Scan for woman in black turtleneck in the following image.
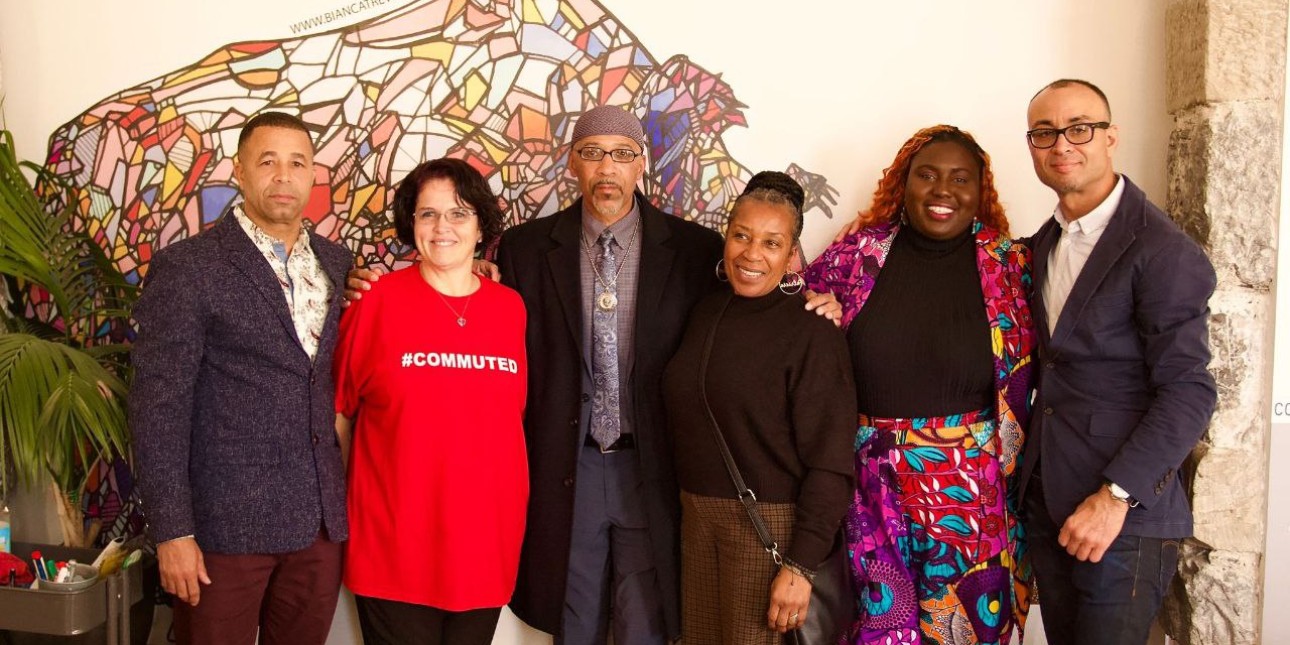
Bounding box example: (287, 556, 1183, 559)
(663, 172, 857, 644)
(804, 126, 1036, 645)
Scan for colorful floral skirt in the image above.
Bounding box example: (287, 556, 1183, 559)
(845, 408, 1030, 645)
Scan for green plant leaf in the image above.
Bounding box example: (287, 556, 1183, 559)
(0, 128, 136, 508)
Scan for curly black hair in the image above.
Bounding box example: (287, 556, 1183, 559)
(391, 158, 505, 253)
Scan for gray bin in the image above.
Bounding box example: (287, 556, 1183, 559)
(0, 543, 152, 645)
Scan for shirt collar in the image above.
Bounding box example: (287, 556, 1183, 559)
(233, 204, 313, 254)
(1053, 174, 1125, 236)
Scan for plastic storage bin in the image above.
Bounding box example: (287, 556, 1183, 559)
(0, 542, 154, 645)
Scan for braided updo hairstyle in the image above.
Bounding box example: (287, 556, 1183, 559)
(731, 170, 806, 242)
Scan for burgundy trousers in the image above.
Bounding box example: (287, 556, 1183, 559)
(173, 532, 343, 645)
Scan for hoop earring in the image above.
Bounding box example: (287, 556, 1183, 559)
(715, 260, 728, 282)
(779, 270, 804, 295)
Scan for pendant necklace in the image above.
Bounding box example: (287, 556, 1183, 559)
(582, 219, 641, 312)
(434, 285, 474, 327)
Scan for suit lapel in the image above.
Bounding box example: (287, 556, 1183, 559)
(215, 214, 306, 358)
(546, 207, 585, 368)
(635, 203, 674, 334)
(1048, 184, 1144, 349)
(311, 231, 350, 356)
(633, 203, 675, 375)
(1030, 218, 1059, 348)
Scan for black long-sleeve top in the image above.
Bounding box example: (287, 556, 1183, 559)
(847, 226, 993, 418)
(663, 288, 857, 569)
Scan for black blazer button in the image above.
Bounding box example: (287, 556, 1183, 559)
(312, 434, 320, 445)
(563, 477, 574, 487)
(1044, 407, 1054, 415)
(569, 418, 578, 427)
(581, 393, 591, 403)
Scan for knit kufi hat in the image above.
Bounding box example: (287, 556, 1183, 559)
(571, 105, 646, 151)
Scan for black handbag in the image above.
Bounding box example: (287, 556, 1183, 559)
(696, 294, 855, 645)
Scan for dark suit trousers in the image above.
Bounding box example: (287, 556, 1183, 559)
(559, 444, 667, 645)
(1025, 473, 1180, 645)
(173, 531, 342, 645)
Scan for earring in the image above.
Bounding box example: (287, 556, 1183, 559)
(715, 260, 728, 282)
(779, 271, 804, 295)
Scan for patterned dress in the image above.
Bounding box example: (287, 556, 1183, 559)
(804, 220, 1035, 645)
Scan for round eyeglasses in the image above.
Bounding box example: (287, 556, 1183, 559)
(576, 146, 644, 163)
(1026, 122, 1111, 149)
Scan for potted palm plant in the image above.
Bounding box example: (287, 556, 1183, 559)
(0, 127, 136, 547)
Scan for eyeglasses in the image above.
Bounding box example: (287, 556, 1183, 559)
(1026, 122, 1111, 149)
(576, 146, 644, 163)
(415, 207, 476, 225)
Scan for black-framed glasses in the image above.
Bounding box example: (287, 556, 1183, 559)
(1026, 122, 1111, 149)
(415, 207, 476, 225)
(576, 146, 643, 163)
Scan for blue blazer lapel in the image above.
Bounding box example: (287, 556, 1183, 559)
(1048, 181, 1146, 350)
(546, 207, 586, 372)
(213, 214, 306, 357)
(1030, 218, 1059, 347)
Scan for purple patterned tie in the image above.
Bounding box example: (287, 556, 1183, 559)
(590, 231, 621, 450)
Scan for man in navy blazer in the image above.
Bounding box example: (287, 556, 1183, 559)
(1018, 79, 1217, 644)
(130, 113, 352, 645)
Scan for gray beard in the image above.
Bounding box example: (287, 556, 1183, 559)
(592, 194, 628, 220)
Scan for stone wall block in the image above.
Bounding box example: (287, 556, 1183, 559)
(1167, 0, 1210, 111)
(1167, 0, 1288, 111)
(1163, 544, 1262, 644)
(1168, 101, 1280, 290)
(1189, 447, 1268, 552)
(1205, 289, 1273, 450)
(1207, 0, 1287, 102)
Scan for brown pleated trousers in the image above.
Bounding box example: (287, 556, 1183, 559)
(680, 491, 796, 645)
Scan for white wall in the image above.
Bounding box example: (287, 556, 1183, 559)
(1263, 13, 1290, 643)
(0, 2, 1171, 643)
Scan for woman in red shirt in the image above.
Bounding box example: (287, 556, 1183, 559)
(334, 158, 528, 645)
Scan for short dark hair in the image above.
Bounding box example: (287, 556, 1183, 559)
(392, 158, 505, 253)
(1032, 78, 1113, 120)
(237, 112, 312, 152)
(731, 171, 806, 243)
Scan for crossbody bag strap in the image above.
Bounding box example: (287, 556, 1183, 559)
(696, 293, 783, 565)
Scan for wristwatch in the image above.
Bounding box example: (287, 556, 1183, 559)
(1105, 481, 1138, 507)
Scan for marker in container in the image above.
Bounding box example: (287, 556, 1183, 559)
(31, 551, 46, 580)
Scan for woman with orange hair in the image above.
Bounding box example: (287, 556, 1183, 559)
(804, 125, 1034, 645)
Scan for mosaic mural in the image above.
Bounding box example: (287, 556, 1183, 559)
(43, 0, 837, 284)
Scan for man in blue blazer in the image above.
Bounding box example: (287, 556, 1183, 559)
(130, 112, 352, 645)
(1018, 79, 1217, 645)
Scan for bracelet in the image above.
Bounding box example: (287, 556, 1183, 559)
(781, 557, 817, 583)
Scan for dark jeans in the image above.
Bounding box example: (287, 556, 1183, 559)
(1025, 474, 1180, 645)
(354, 595, 502, 645)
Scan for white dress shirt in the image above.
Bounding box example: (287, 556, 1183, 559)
(1042, 175, 1126, 335)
